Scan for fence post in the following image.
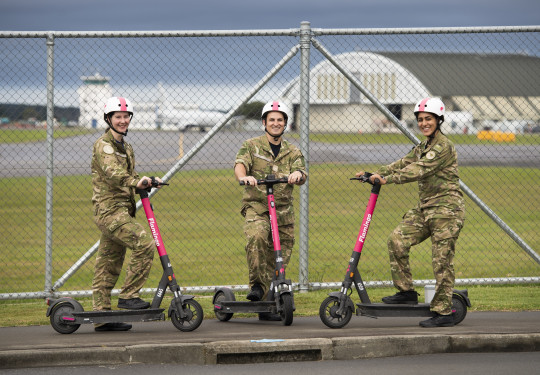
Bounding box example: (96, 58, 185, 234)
(44, 33, 55, 297)
(51, 40, 303, 293)
(298, 21, 311, 293)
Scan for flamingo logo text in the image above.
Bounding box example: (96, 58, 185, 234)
(358, 214, 371, 243)
(148, 218, 161, 247)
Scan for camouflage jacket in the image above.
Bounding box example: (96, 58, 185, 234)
(235, 135, 307, 218)
(375, 131, 464, 219)
(91, 130, 140, 222)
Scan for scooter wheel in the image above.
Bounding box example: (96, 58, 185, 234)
(50, 302, 80, 334)
(170, 299, 203, 332)
(280, 293, 294, 326)
(452, 294, 468, 325)
(214, 290, 234, 322)
(319, 296, 352, 329)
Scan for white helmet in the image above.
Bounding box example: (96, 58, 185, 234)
(104, 97, 134, 116)
(261, 100, 291, 123)
(414, 97, 445, 118)
(103, 97, 133, 136)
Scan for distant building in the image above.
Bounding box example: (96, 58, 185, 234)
(77, 73, 112, 129)
(281, 52, 540, 134)
(77, 76, 226, 131)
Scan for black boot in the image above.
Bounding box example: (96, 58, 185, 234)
(246, 284, 264, 301)
(381, 290, 419, 304)
(118, 297, 150, 310)
(258, 312, 282, 321)
(419, 313, 454, 327)
(94, 322, 132, 332)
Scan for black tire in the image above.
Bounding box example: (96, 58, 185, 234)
(319, 296, 353, 329)
(452, 294, 467, 325)
(280, 293, 294, 326)
(49, 303, 80, 334)
(170, 299, 203, 332)
(214, 290, 234, 322)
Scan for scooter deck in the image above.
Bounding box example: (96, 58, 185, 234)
(70, 308, 165, 324)
(215, 301, 276, 314)
(356, 303, 435, 318)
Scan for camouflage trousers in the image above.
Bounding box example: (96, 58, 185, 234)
(387, 206, 465, 315)
(92, 213, 155, 311)
(243, 207, 294, 298)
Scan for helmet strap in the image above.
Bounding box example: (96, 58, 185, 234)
(264, 124, 287, 142)
(263, 116, 288, 141)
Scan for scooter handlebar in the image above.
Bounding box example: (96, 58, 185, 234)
(350, 172, 380, 185)
(140, 177, 169, 191)
(239, 175, 290, 186)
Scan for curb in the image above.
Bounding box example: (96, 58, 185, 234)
(1, 333, 539, 369)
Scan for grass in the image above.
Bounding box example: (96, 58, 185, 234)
(2, 165, 539, 297)
(286, 132, 540, 145)
(2, 128, 540, 145)
(0, 127, 92, 143)
(0, 284, 538, 327)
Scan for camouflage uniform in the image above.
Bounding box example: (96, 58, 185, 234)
(235, 135, 307, 296)
(91, 129, 155, 311)
(376, 131, 465, 315)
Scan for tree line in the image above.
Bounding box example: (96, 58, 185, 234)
(0, 104, 79, 123)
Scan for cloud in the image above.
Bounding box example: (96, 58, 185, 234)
(1, 0, 539, 31)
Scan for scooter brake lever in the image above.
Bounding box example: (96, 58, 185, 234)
(350, 172, 375, 184)
(350, 176, 369, 183)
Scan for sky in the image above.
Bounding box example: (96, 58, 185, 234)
(1, 0, 538, 109)
(0, 0, 539, 31)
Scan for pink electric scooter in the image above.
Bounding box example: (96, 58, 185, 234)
(319, 173, 470, 329)
(213, 174, 295, 326)
(47, 178, 203, 334)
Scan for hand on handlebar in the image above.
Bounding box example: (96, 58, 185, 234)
(239, 176, 258, 186)
(369, 174, 386, 185)
(355, 171, 366, 179)
(137, 176, 168, 189)
(288, 170, 305, 185)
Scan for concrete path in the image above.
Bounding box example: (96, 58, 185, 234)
(1, 311, 539, 368)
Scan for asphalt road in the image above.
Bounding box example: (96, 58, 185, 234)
(1, 130, 539, 178)
(4, 352, 540, 375)
(2, 312, 539, 351)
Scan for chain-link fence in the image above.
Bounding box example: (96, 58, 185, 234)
(1, 24, 539, 300)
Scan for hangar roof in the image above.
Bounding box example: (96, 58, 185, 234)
(378, 52, 540, 97)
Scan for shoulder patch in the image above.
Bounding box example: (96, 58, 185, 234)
(103, 145, 114, 155)
(426, 151, 436, 160)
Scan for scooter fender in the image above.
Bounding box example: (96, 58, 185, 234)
(46, 297, 84, 317)
(275, 290, 296, 312)
(168, 295, 195, 319)
(212, 287, 235, 305)
(452, 289, 472, 307)
(328, 291, 355, 312)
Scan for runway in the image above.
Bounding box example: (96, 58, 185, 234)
(1, 130, 539, 178)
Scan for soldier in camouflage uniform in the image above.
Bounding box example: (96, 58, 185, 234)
(356, 98, 465, 328)
(91, 97, 162, 332)
(234, 101, 307, 321)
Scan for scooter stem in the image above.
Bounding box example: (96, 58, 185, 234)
(140, 196, 168, 258)
(353, 187, 379, 255)
(268, 190, 282, 254)
(265, 177, 285, 278)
